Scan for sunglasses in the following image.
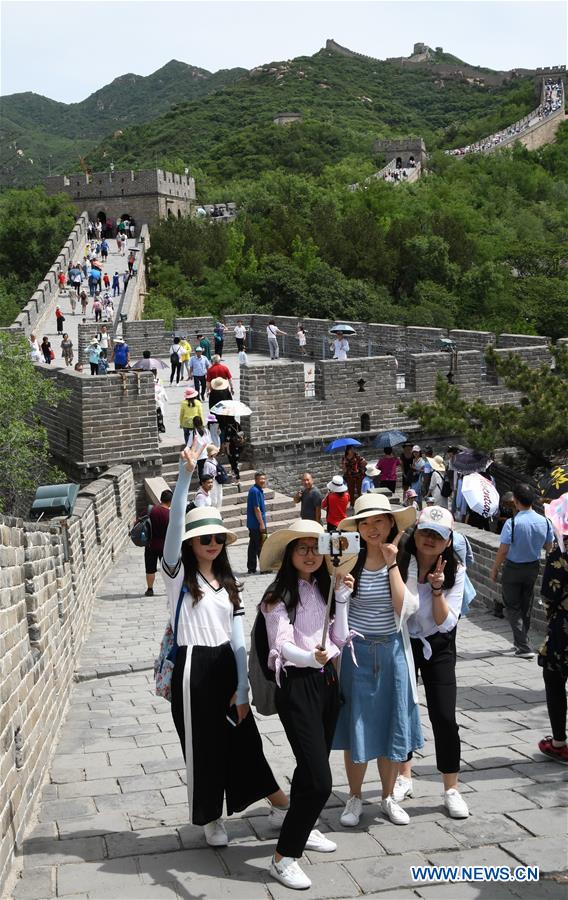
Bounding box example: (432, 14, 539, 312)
(199, 534, 226, 546)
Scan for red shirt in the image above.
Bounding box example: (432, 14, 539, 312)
(322, 492, 350, 528)
(149, 504, 170, 552)
(206, 363, 232, 383)
(377, 456, 400, 481)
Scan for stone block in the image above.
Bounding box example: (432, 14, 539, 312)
(344, 851, 430, 893)
(500, 836, 567, 873)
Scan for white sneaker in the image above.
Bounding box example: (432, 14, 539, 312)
(444, 789, 469, 819)
(304, 829, 337, 852)
(340, 794, 363, 827)
(381, 795, 410, 825)
(392, 775, 414, 803)
(267, 803, 289, 829)
(203, 818, 228, 846)
(270, 855, 311, 890)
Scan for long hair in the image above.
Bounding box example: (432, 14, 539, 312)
(181, 541, 242, 610)
(397, 526, 458, 590)
(350, 516, 399, 594)
(265, 540, 333, 616)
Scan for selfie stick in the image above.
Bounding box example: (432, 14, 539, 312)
(320, 554, 342, 650)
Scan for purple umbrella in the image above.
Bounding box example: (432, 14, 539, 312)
(132, 357, 169, 370)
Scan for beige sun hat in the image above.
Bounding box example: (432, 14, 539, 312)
(210, 376, 230, 391)
(338, 492, 416, 533)
(365, 463, 381, 477)
(429, 455, 446, 473)
(206, 444, 219, 457)
(260, 520, 327, 573)
(183, 506, 237, 544)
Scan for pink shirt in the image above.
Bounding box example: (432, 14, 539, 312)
(377, 456, 400, 481)
(262, 579, 342, 684)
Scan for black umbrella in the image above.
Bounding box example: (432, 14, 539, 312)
(453, 449, 490, 475)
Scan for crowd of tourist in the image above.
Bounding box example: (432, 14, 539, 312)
(446, 78, 564, 157)
(149, 432, 565, 892)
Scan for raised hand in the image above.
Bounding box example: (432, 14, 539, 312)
(381, 531, 402, 568)
(427, 555, 447, 591)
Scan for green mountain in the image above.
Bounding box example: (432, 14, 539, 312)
(83, 47, 537, 196)
(0, 60, 247, 187)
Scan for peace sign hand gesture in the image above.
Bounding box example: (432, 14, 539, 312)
(381, 531, 402, 569)
(427, 555, 446, 592)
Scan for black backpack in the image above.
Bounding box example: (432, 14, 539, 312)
(249, 584, 296, 715)
(215, 462, 230, 485)
(129, 515, 152, 547)
(441, 476, 453, 498)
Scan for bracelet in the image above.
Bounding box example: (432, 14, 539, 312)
(387, 563, 398, 572)
(432, 587, 443, 595)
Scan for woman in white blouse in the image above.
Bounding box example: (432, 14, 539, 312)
(394, 506, 469, 820)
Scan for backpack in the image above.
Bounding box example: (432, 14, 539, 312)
(215, 462, 230, 485)
(248, 584, 296, 716)
(129, 515, 152, 547)
(441, 476, 453, 498)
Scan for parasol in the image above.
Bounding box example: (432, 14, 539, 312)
(209, 400, 251, 417)
(372, 430, 407, 449)
(453, 449, 489, 475)
(461, 473, 499, 518)
(544, 494, 568, 543)
(329, 324, 356, 335)
(131, 357, 169, 370)
(324, 438, 362, 453)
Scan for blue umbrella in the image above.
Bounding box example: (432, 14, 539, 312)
(325, 437, 362, 453)
(372, 430, 407, 449)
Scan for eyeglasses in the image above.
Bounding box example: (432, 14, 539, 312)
(199, 534, 226, 546)
(295, 545, 322, 557)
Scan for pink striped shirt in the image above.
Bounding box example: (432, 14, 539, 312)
(262, 579, 345, 684)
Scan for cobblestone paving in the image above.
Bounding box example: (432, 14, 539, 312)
(10, 544, 567, 900)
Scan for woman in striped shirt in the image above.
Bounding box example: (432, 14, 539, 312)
(260, 520, 354, 891)
(332, 493, 423, 827)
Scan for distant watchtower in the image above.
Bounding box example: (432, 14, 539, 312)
(44, 168, 196, 233)
(373, 137, 427, 168)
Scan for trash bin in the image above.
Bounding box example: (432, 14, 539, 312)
(119, 313, 127, 323)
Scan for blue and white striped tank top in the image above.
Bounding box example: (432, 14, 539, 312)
(348, 567, 397, 636)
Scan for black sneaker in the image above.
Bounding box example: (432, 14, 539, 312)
(144, 588, 154, 597)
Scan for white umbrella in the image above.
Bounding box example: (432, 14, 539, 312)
(461, 473, 499, 518)
(209, 400, 252, 417)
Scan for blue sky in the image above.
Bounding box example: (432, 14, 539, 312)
(1, 0, 566, 103)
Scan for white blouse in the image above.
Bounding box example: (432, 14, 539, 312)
(162, 560, 242, 648)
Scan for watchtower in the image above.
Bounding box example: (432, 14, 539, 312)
(373, 137, 427, 169)
(44, 168, 196, 233)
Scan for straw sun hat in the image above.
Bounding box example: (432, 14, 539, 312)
(260, 520, 358, 576)
(210, 376, 230, 391)
(182, 506, 237, 544)
(339, 493, 416, 533)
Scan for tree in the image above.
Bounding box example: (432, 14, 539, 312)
(404, 345, 568, 469)
(0, 333, 65, 515)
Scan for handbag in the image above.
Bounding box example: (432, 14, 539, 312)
(154, 584, 187, 702)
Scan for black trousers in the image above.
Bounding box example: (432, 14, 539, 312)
(171, 644, 278, 825)
(501, 560, 539, 653)
(247, 528, 262, 573)
(380, 479, 396, 493)
(543, 667, 567, 742)
(194, 375, 206, 399)
(410, 628, 460, 773)
(170, 359, 182, 384)
(275, 664, 340, 858)
(214, 339, 224, 357)
(236, 337, 245, 352)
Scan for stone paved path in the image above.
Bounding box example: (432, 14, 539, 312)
(9, 541, 567, 900)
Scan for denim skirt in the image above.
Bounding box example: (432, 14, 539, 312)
(332, 633, 423, 763)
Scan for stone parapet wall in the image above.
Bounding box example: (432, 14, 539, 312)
(120, 224, 151, 323)
(11, 212, 89, 337)
(497, 333, 551, 348)
(0, 466, 135, 891)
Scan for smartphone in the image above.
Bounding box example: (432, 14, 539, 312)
(226, 706, 239, 727)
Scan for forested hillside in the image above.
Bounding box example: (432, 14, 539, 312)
(0, 61, 246, 187)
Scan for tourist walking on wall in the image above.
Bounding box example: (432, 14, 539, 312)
(213, 322, 227, 357)
(234, 320, 247, 352)
(193, 475, 214, 508)
(361, 464, 381, 495)
(333, 495, 422, 828)
(112, 337, 130, 371)
(144, 489, 172, 597)
(206, 356, 233, 394)
(29, 333, 41, 363)
(227, 422, 244, 483)
(342, 446, 367, 506)
(377, 447, 401, 494)
(491, 483, 553, 658)
(69, 289, 77, 315)
(41, 336, 52, 364)
(58, 271, 66, 294)
(80, 291, 88, 316)
(395, 506, 470, 820)
(537, 514, 568, 765)
(179, 389, 204, 445)
(247, 472, 267, 574)
(112, 272, 120, 297)
(179, 337, 192, 380)
(189, 347, 210, 399)
(87, 338, 101, 375)
(103, 272, 110, 291)
(296, 326, 307, 356)
(410, 446, 427, 507)
(169, 337, 183, 385)
(162, 443, 284, 845)
(127, 251, 136, 274)
(55, 307, 65, 334)
(97, 325, 112, 359)
(331, 336, 349, 360)
(322, 476, 350, 532)
(267, 321, 287, 360)
(189, 417, 212, 479)
(60, 334, 74, 367)
(261, 520, 353, 890)
(202, 445, 224, 509)
(196, 333, 212, 361)
(93, 298, 102, 323)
